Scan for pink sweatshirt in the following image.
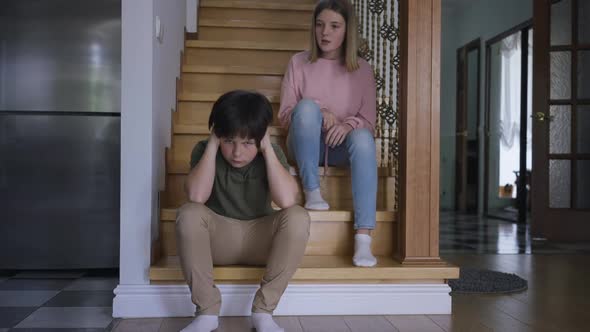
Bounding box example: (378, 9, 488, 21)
(278, 51, 377, 134)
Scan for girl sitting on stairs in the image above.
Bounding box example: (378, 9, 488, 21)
(177, 90, 310, 332)
(279, 0, 378, 267)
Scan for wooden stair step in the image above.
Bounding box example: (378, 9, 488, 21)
(162, 172, 395, 210)
(185, 40, 305, 51)
(182, 65, 285, 76)
(199, 19, 310, 30)
(159, 209, 397, 256)
(184, 46, 297, 68)
(161, 208, 395, 223)
(178, 92, 280, 103)
(176, 101, 281, 127)
(180, 73, 282, 94)
(197, 18, 310, 44)
(167, 155, 394, 177)
(150, 255, 460, 282)
(200, 0, 315, 11)
(173, 124, 286, 137)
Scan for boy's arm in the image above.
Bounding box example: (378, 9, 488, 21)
(184, 134, 219, 203)
(260, 131, 299, 208)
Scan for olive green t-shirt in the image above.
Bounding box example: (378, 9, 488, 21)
(189, 140, 291, 220)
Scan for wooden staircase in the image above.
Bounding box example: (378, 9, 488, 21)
(150, 0, 458, 307)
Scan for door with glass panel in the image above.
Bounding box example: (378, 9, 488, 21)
(532, 0, 590, 240)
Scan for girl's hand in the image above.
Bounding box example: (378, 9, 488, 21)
(326, 123, 353, 148)
(321, 109, 339, 131)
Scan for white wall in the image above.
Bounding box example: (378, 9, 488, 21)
(186, 0, 198, 33)
(152, 0, 186, 240)
(440, 0, 532, 212)
(119, 0, 185, 287)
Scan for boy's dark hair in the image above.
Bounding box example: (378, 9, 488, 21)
(208, 90, 273, 147)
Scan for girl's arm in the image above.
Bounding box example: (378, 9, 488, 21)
(278, 57, 299, 128)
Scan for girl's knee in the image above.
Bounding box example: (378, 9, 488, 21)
(291, 99, 322, 124)
(346, 129, 375, 152)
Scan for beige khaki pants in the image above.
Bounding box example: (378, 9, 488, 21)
(176, 202, 310, 315)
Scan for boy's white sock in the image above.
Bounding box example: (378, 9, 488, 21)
(180, 315, 218, 332)
(252, 312, 284, 332)
(353, 234, 377, 267)
(304, 188, 329, 210)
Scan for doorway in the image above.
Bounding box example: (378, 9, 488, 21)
(455, 39, 481, 213)
(484, 22, 533, 224)
(530, 0, 590, 241)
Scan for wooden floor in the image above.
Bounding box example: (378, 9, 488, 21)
(111, 254, 590, 332)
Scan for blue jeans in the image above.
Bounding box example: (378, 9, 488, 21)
(287, 99, 377, 230)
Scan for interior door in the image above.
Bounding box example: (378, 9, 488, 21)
(456, 39, 480, 213)
(532, 0, 590, 240)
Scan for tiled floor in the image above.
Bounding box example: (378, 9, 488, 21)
(439, 212, 590, 254)
(0, 269, 118, 331)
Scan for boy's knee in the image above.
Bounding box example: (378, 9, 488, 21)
(176, 202, 209, 231)
(281, 205, 311, 239)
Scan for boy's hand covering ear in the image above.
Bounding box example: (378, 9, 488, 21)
(208, 126, 220, 148)
(259, 128, 272, 153)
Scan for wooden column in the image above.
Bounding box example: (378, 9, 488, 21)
(396, 0, 443, 264)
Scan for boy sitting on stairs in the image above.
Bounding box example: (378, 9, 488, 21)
(176, 90, 310, 332)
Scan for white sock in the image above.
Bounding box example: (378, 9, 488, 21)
(180, 315, 218, 332)
(304, 188, 329, 210)
(353, 234, 377, 267)
(252, 312, 284, 332)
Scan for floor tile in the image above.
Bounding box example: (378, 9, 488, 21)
(0, 307, 36, 328)
(0, 291, 59, 307)
(11, 328, 105, 331)
(15, 307, 113, 329)
(385, 315, 446, 332)
(0, 271, 16, 278)
(43, 291, 114, 307)
(13, 271, 86, 279)
(299, 316, 351, 332)
(64, 278, 118, 291)
(158, 318, 193, 332)
(0, 328, 8, 332)
(217, 316, 253, 332)
(274, 316, 303, 332)
(343, 315, 398, 332)
(426, 315, 451, 331)
(111, 318, 162, 332)
(83, 269, 119, 278)
(0, 279, 74, 291)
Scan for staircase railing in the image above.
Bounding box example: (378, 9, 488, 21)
(353, 0, 400, 210)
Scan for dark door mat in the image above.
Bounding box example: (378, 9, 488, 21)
(449, 268, 528, 294)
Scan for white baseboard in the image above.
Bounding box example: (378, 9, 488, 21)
(113, 283, 451, 318)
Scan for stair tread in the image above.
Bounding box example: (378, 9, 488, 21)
(199, 18, 310, 30)
(150, 255, 459, 281)
(174, 124, 286, 136)
(185, 40, 305, 51)
(167, 157, 394, 177)
(178, 92, 280, 103)
(182, 65, 284, 75)
(201, 0, 315, 11)
(160, 208, 396, 223)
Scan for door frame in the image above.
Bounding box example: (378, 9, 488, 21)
(483, 20, 532, 222)
(455, 38, 481, 212)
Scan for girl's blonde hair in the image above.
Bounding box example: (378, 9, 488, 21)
(309, 0, 360, 72)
